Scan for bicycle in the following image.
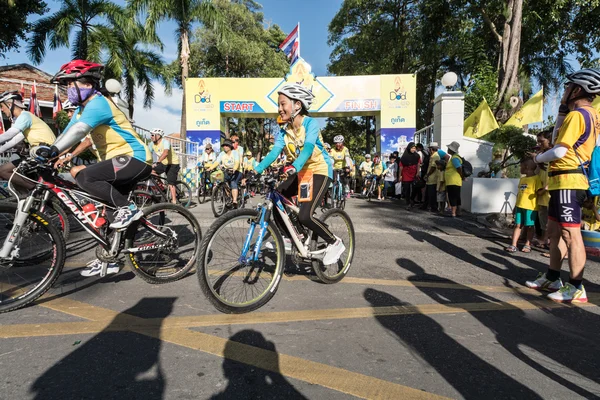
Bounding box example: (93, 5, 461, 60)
(196, 164, 215, 204)
(0, 158, 202, 314)
(210, 169, 248, 217)
(135, 174, 192, 208)
(329, 169, 347, 210)
(197, 176, 356, 314)
(364, 174, 379, 201)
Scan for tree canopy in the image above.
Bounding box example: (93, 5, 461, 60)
(0, 0, 47, 57)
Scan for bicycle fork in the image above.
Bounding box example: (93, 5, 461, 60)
(240, 202, 271, 263)
(0, 195, 36, 259)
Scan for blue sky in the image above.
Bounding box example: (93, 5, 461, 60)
(2, 0, 343, 134)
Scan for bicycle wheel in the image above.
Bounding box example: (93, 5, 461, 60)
(197, 209, 285, 313)
(132, 190, 155, 208)
(171, 180, 192, 208)
(197, 184, 208, 204)
(35, 198, 71, 242)
(125, 203, 202, 284)
(211, 184, 227, 217)
(310, 208, 355, 284)
(0, 203, 66, 313)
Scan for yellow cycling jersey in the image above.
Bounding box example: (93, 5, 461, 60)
(12, 111, 56, 147)
(255, 117, 332, 177)
(359, 161, 373, 174)
(152, 139, 180, 165)
(330, 146, 351, 169)
(65, 95, 151, 163)
(373, 162, 387, 175)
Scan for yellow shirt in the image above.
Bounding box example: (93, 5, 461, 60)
(436, 171, 446, 192)
(537, 167, 550, 207)
(243, 157, 256, 172)
(427, 152, 440, 185)
(516, 175, 542, 211)
(280, 118, 331, 177)
(330, 146, 351, 169)
(445, 154, 463, 187)
(548, 106, 598, 190)
(373, 162, 387, 175)
(152, 139, 179, 165)
(582, 198, 600, 230)
(24, 113, 56, 146)
(360, 161, 373, 174)
(209, 151, 238, 171)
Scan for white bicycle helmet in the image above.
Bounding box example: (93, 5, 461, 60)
(324, 143, 331, 150)
(566, 68, 600, 95)
(365, 154, 371, 159)
(333, 135, 344, 144)
(0, 90, 26, 108)
(151, 128, 164, 137)
(63, 100, 78, 111)
(277, 84, 315, 116)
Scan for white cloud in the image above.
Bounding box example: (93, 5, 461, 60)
(130, 85, 183, 136)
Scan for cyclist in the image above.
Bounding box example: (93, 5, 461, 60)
(243, 150, 257, 173)
(150, 128, 180, 204)
(63, 100, 78, 118)
(0, 91, 56, 193)
(526, 68, 600, 303)
(330, 135, 353, 198)
(255, 83, 345, 265)
(35, 60, 152, 228)
(359, 154, 373, 196)
(207, 139, 241, 208)
(324, 142, 332, 155)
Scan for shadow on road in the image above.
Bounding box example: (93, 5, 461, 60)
(211, 329, 306, 400)
(30, 297, 176, 400)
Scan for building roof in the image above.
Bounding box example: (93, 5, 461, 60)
(0, 64, 55, 81)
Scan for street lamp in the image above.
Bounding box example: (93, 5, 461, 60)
(441, 72, 458, 90)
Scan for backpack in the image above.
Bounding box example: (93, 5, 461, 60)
(459, 156, 473, 178)
(575, 108, 600, 196)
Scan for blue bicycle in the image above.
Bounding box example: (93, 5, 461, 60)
(197, 177, 356, 313)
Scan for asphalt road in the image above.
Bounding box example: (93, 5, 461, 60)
(2, 196, 600, 400)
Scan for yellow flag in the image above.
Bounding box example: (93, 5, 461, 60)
(505, 89, 544, 127)
(464, 98, 499, 138)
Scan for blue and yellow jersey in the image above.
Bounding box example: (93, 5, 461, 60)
(373, 162, 388, 176)
(209, 151, 239, 171)
(243, 157, 257, 172)
(359, 161, 373, 174)
(330, 146, 351, 169)
(255, 117, 332, 178)
(12, 111, 56, 146)
(64, 95, 151, 163)
(152, 139, 179, 165)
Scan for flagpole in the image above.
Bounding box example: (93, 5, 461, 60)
(297, 22, 301, 60)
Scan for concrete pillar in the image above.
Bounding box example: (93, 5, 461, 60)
(433, 91, 464, 146)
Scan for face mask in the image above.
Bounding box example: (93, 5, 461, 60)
(67, 86, 97, 105)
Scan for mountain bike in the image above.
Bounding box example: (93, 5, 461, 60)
(329, 169, 347, 210)
(0, 158, 202, 314)
(135, 174, 192, 208)
(197, 176, 355, 314)
(364, 174, 379, 201)
(196, 165, 215, 204)
(210, 169, 249, 217)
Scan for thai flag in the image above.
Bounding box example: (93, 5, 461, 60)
(29, 81, 41, 117)
(53, 86, 62, 119)
(279, 24, 300, 64)
(19, 83, 24, 100)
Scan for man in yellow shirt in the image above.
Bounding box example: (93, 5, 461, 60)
(330, 135, 353, 198)
(436, 141, 463, 217)
(150, 128, 180, 204)
(423, 142, 440, 212)
(0, 91, 56, 192)
(527, 68, 600, 303)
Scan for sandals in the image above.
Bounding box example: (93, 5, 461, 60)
(505, 245, 518, 253)
(521, 245, 532, 253)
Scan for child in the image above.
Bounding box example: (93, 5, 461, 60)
(506, 158, 541, 253)
(435, 159, 447, 213)
(581, 196, 600, 231)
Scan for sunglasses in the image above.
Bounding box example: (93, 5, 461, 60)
(232, 139, 239, 143)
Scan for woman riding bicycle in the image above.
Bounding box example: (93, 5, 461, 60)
(35, 60, 153, 276)
(254, 83, 345, 265)
(207, 139, 241, 209)
(330, 135, 353, 198)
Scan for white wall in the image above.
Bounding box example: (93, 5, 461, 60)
(457, 137, 494, 177)
(462, 178, 519, 214)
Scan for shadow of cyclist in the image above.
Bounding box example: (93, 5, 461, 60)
(30, 297, 175, 400)
(211, 329, 306, 400)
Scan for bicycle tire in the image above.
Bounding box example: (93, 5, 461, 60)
(125, 203, 202, 284)
(197, 208, 285, 314)
(48, 199, 71, 242)
(0, 203, 66, 313)
(211, 184, 227, 217)
(310, 208, 355, 284)
(132, 190, 156, 208)
(170, 180, 192, 208)
(197, 185, 207, 204)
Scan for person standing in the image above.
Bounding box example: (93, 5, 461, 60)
(437, 141, 463, 217)
(526, 69, 600, 303)
(150, 128, 180, 204)
(423, 142, 440, 212)
(398, 142, 421, 208)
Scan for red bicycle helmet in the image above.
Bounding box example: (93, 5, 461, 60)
(51, 60, 104, 84)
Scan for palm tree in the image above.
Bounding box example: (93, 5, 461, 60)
(128, 0, 226, 140)
(27, 0, 134, 64)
